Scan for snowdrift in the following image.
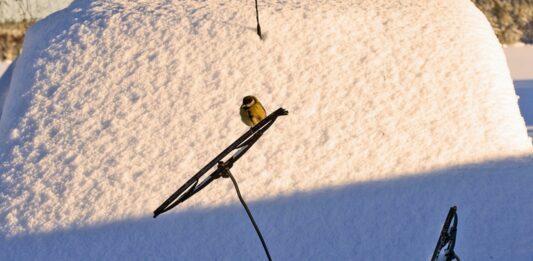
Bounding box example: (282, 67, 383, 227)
(1, 0, 532, 259)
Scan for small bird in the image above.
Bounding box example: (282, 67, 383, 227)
(240, 95, 267, 127)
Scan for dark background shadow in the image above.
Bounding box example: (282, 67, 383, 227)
(1, 156, 532, 260)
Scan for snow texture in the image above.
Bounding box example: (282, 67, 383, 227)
(0, 0, 532, 260)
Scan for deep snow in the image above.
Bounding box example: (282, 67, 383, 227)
(1, 157, 532, 261)
(504, 45, 533, 138)
(0, 0, 532, 260)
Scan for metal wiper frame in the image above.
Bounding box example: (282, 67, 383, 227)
(153, 107, 288, 218)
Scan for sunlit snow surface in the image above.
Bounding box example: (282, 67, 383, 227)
(0, 0, 532, 260)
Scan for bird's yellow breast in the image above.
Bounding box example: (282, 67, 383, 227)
(240, 102, 266, 127)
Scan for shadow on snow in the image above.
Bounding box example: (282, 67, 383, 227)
(515, 80, 533, 139)
(1, 156, 532, 260)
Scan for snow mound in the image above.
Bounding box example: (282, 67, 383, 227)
(0, 0, 530, 238)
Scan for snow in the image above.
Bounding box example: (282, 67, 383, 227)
(0, 0, 532, 260)
(0, 60, 16, 118)
(1, 157, 533, 260)
(504, 45, 533, 80)
(0, 62, 10, 76)
(504, 46, 533, 138)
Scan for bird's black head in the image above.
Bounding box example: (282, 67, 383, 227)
(242, 96, 255, 107)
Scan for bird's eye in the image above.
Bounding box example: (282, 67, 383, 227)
(243, 97, 254, 105)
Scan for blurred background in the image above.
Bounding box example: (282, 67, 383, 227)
(0, 0, 70, 60)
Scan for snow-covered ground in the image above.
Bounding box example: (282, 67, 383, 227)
(0, 0, 532, 260)
(0, 157, 531, 261)
(504, 45, 533, 138)
(0, 62, 9, 76)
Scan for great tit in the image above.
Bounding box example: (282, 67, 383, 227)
(240, 95, 267, 127)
